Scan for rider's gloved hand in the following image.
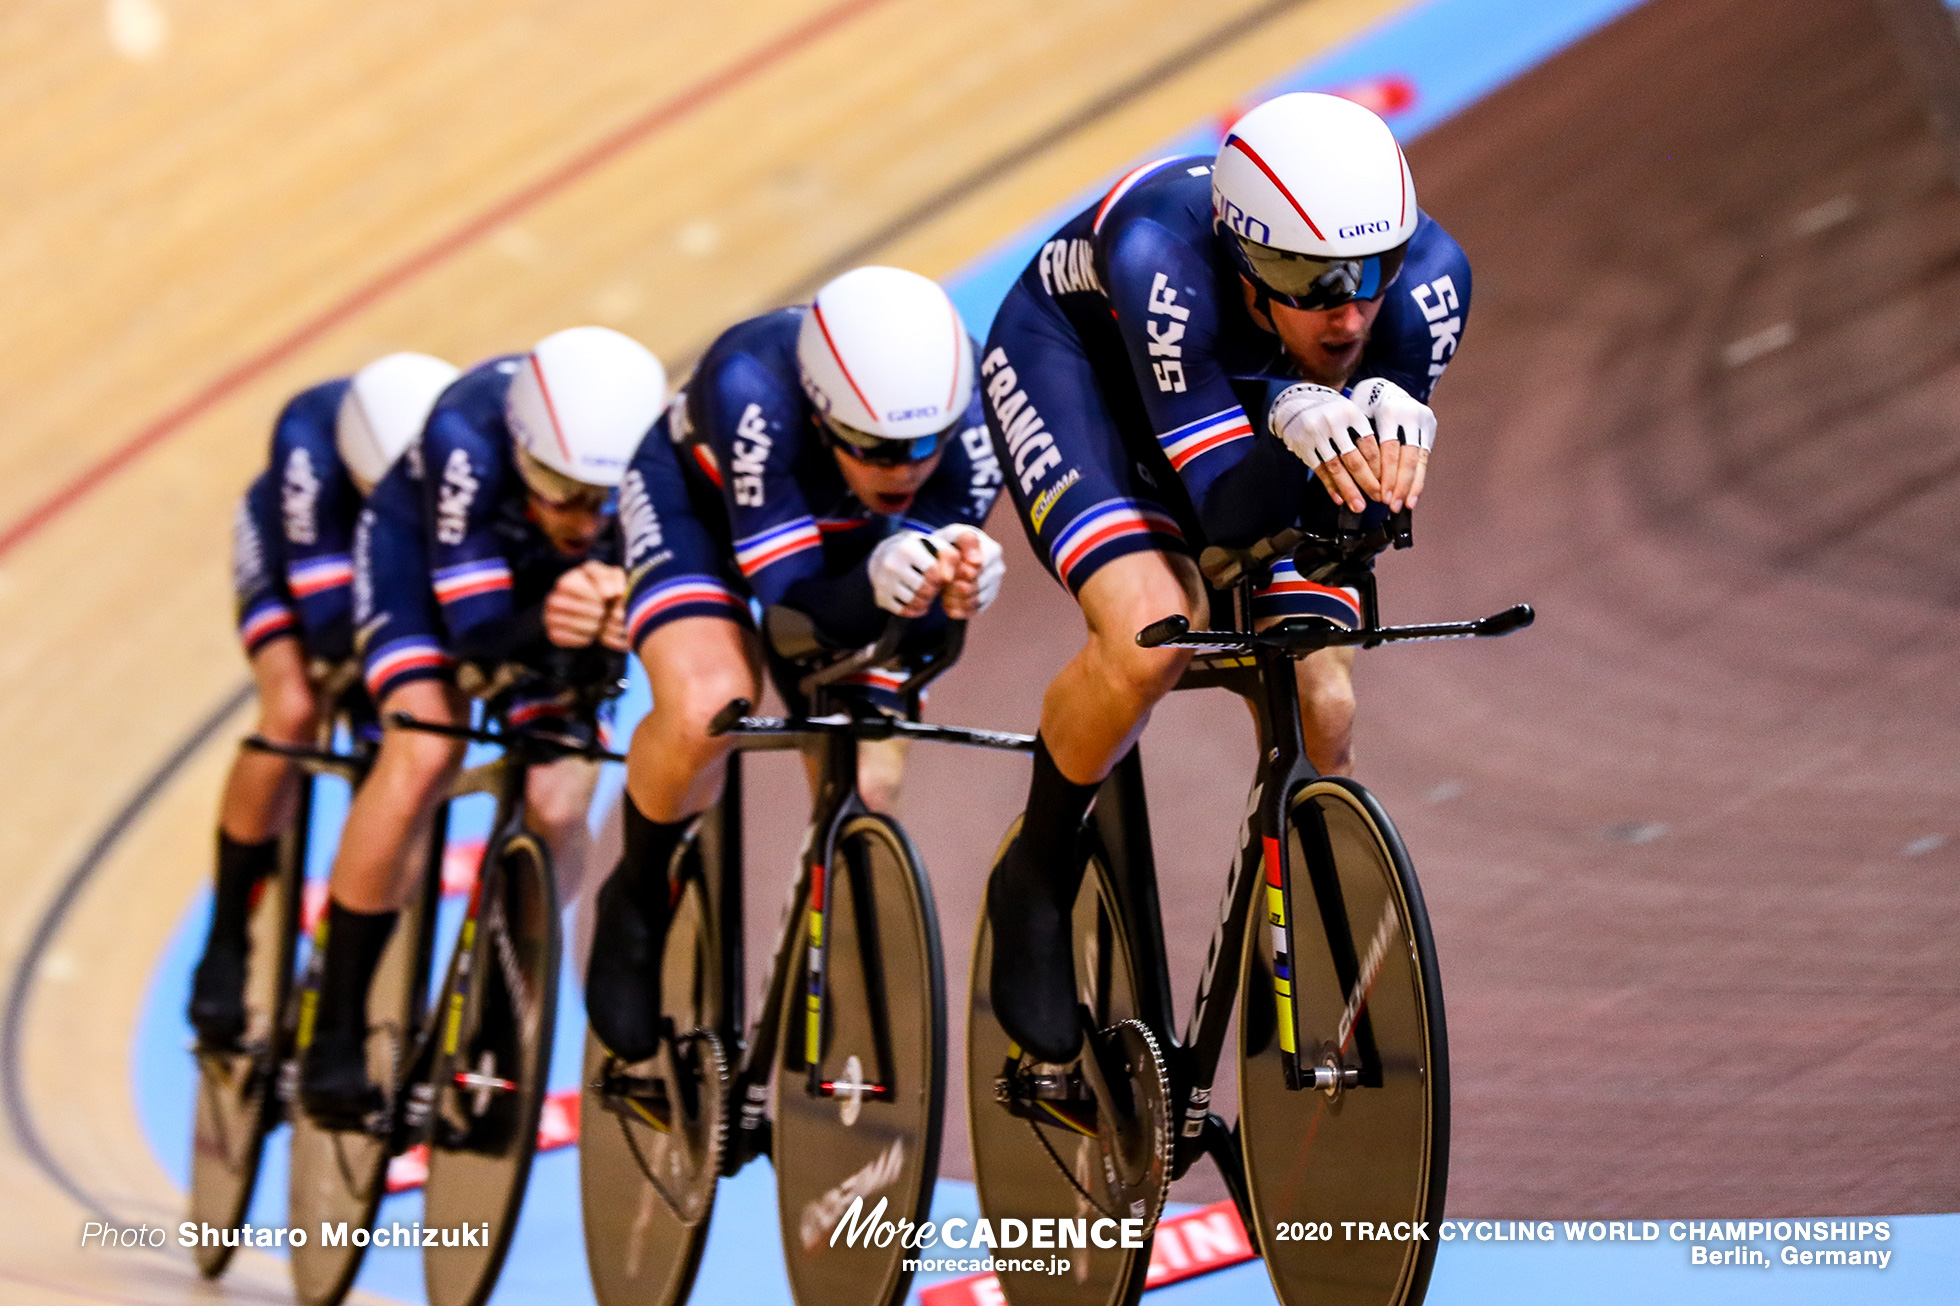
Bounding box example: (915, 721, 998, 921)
(1351, 376, 1434, 512)
(869, 530, 956, 618)
(1269, 383, 1382, 513)
(930, 523, 1005, 619)
(545, 561, 630, 649)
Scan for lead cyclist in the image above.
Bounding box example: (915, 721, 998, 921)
(980, 92, 1473, 1064)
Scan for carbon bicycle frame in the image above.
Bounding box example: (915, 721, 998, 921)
(1085, 574, 1392, 1215)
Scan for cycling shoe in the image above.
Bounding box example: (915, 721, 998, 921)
(986, 834, 1083, 1064)
(299, 1029, 382, 1131)
(585, 869, 666, 1063)
(187, 943, 248, 1048)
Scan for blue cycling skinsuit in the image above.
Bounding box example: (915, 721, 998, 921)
(232, 379, 362, 662)
(980, 155, 1470, 619)
(354, 356, 621, 709)
(619, 307, 1003, 707)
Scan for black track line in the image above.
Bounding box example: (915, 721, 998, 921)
(1, 682, 254, 1220)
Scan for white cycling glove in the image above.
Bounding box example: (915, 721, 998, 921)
(1350, 376, 1436, 451)
(868, 530, 945, 615)
(931, 523, 1006, 614)
(1268, 383, 1375, 471)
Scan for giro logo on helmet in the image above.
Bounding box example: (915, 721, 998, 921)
(1218, 198, 1272, 245)
(1337, 220, 1393, 239)
(886, 405, 941, 422)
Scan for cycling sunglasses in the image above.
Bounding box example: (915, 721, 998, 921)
(819, 413, 945, 467)
(1228, 234, 1410, 311)
(514, 444, 615, 513)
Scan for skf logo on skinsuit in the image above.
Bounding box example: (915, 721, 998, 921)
(979, 349, 1063, 495)
(1037, 238, 1103, 297)
(618, 468, 663, 568)
(231, 500, 267, 594)
(1217, 197, 1271, 245)
(351, 512, 375, 623)
(730, 403, 772, 507)
(281, 447, 321, 545)
(1029, 467, 1081, 532)
(1409, 275, 1462, 381)
(1145, 273, 1191, 393)
(435, 448, 478, 546)
(959, 423, 1003, 521)
(1337, 220, 1392, 239)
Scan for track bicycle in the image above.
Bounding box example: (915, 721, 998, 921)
(968, 509, 1533, 1306)
(189, 659, 379, 1280)
(285, 656, 624, 1306)
(579, 612, 1033, 1306)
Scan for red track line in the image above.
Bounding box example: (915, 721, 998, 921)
(0, 0, 897, 564)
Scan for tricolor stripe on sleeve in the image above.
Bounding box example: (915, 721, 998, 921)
(626, 576, 745, 645)
(432, 558, 513, 606)
(364, 637, 450, 699)
(1050, 498, 1185, 590)
(733, 518, 821, 577)
(1157, 408, 1253, 472)
(288, 553, 354, 598)
(238, 599, 297, 650)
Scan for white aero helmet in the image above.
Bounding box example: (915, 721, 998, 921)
(1212, 92, 1418, 310)
(336, 352, 460, 495)
(797, 266, 974, 465)
(504, 326, 666, 499)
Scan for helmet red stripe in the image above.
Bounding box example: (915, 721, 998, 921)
(1224, 134, 1326, 242)
(811, 301, 878, 423)
(1396, 142, 1408, 227)
(529, 356, 574, 462)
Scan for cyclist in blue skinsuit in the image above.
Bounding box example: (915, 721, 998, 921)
(982, 92, 1474, 1063)
(585, 266, 1011, 1063)
(299, 327, 666, 1125)
(190, 354, 458, 1048)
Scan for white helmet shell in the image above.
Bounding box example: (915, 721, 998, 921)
(504, 326, 667, 488)
(796, 266, 974, 441)
(336, 352, 460, 495)
(1212, 92, 1417, 259)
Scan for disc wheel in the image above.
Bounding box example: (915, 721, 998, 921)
(189, 820, 303, 1278)
(968, 825, 1158, 1306)
(581, 853, 727, 1306)
(775, 814, 944, 1306)
(1239, 778, 1448, 1306)
(422, 832, 560, 1306)
(288, 874, 434, 1306)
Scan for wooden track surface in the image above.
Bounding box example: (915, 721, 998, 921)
(0, 0, 1410, 1299)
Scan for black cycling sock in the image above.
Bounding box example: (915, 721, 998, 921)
(189, 833, 280, 1041)
(985, 737, 1101, 1064)
(315, 901, 399, 1046)
(619, 796, 687, 918)
(585, 797, 687, 1061)
(1016, 736, 1099, 902)
(206, 832, 279, 955)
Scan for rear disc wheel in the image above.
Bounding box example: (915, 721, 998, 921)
(581, 855, 726, 1306)
(1239, 778, 1447, 1306)
(288, 877, 433, 1306)
(968, 827, 1156, 1306)
(189, 827, 303, 1278)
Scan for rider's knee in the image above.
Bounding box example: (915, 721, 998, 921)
(856, 740, 908, 815)
(524, 768, 595, 843)
(1082, 553, 1208, 705)
(258, 674, 318, 744)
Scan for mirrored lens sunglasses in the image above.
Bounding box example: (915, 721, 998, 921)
(820, 414, 944, 467)
(1231, 235, 1409, 311)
